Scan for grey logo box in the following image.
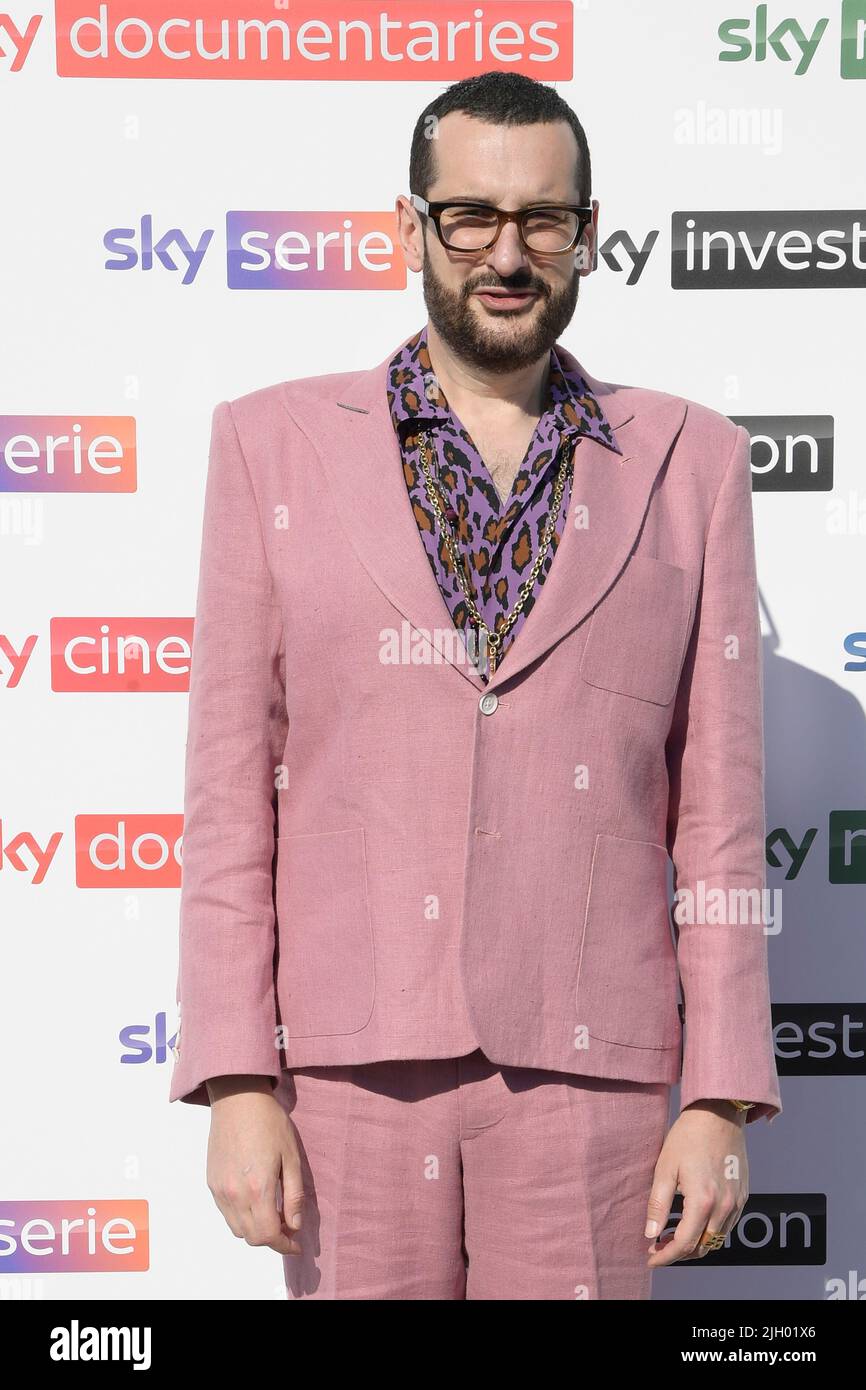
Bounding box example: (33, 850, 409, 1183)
(672, 211, 866, 288)
(730, 416, 834, 492)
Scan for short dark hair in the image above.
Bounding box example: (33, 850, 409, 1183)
(409, 70, 591, 205)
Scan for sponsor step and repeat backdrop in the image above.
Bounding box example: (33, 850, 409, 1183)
(0, 1, 863, 1301)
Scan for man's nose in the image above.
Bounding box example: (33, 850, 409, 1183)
(484, 221, 532, 278)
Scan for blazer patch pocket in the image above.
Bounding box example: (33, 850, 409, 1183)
(575, 832, 681, 1051)
(275, 826, 375, 1038)
(579, 553, 692, 705)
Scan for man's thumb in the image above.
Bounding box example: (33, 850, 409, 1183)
(645, 1172, 675, 1239)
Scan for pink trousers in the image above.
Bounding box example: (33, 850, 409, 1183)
(273, 1047, 671, 1300)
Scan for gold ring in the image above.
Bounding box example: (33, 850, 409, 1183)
(699, 1230, 725, 1251)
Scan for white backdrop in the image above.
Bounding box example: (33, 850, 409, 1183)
(1, 0, 863, 1300)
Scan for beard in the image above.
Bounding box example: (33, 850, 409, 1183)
(421, 243, 581, 373)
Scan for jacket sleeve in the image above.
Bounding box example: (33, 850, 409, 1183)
(665, 423, 781, 1125)
(169, 400, 288, 1105)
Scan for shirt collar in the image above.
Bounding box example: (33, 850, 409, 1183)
(387, 322, 623, 456)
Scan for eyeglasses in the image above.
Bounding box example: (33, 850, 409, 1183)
(410, 194, 593, 254)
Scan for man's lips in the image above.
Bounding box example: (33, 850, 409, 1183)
(473, 287, 539, 309)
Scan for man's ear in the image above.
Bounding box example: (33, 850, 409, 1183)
(588, 198, 600, 274)
(395, 194, 425, 274)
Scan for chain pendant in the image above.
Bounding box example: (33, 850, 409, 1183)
(484, 629, 501, 679)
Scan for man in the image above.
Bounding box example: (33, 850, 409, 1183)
(171, 70, 781, 1300)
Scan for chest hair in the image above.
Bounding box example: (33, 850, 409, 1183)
(472, 426, 538, 506)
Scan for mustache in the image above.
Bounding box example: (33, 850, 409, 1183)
(466, 276, 546, 295)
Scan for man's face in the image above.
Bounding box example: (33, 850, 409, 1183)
(399, 112, 596, 373)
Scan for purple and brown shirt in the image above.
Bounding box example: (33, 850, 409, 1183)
(386, 323, 622, 681)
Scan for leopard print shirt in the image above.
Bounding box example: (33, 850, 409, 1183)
(387, 323, 622, 680)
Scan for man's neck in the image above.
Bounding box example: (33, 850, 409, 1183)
(425, 321, 551, 426)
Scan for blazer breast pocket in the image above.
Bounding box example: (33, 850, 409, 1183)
(275, 826, 375, 1038)
(580, 553, 692, 706)
(576, 832, 681, 1050)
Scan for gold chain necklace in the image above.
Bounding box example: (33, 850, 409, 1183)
(416, 428, 574, 678)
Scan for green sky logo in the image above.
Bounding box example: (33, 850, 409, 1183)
(718, 2, 866, 76)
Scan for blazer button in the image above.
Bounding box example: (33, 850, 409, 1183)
(479, 692, 499, 715)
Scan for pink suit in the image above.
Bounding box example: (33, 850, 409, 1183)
(170, 334, 781, 1297)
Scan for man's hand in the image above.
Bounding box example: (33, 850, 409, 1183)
(205, 1075, 305, 1257)
(644, 1100, 749, 1267)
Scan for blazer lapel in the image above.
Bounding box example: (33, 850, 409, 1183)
(280, 335, 687, 693)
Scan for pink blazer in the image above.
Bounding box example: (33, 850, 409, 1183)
(170, 332, 782, 1125)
